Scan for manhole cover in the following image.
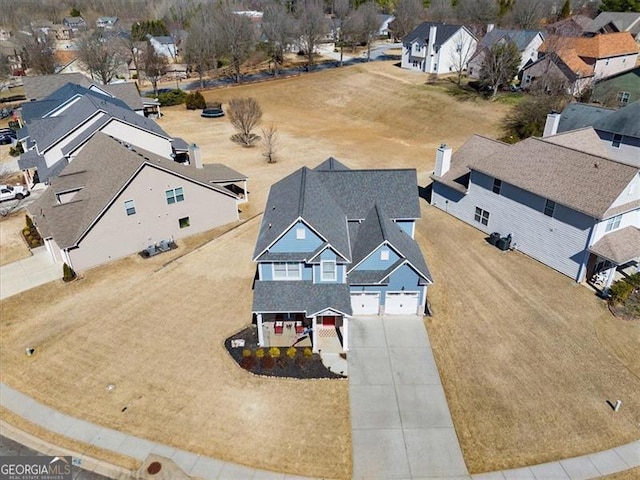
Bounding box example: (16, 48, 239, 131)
(147, 461, 162, 475)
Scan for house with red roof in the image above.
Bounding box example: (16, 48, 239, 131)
(521, 32, 639, 95)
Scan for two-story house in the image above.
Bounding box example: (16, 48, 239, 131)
(591, 66, 640, 107)
(18, 81, 179, 186)
(148, 35, 178, 60)
(429, 136, 640, 290)
(468, 28, 545, 79)
(585, 11, 640, 42)
(252, 158, 432, 353)
(543, 100, 640, 167)
(401, 22, 477, 75)
(96, 16, 118, 29)
(521, 32, 639, 95)
(29, 133, 247, 272)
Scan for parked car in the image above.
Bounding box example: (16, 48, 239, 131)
(0, 184, 29, 201)
(201, 106, 225, 118)
(0, 108, 12, 119)
(0, 130, 16, 145)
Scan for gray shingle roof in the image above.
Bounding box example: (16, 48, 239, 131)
(252, 281, 352, 316)
(22, 73, 92, 101)
(479, 29, 543, 51)
(403, 22, 469, 46)
(589, 226, 640, 264)
(101, 83, 145, 111)
(468, 137, 639, 219)
(29, 133, 244, 249)
(557, 103, 616, 133)
(314, 157, 350, 171)
(543, 127, 611, 158)
(586, 12, 640, 35)
(253, 162, 421, 262)
(349, 205, 432, 283)
(592, 100, 640, 138)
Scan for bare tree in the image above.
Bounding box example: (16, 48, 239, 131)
(296, 0, 330, 71)
(184, 4, 220, 88)
(358, 1, 380, 62)
(262, 2, 295, 76)
(78, 30, 123, 84)
(142, 43, 168, 96)
(261, 124, 279, 163)
(449, 31, 476, 84)
(390, 0, 424, 41)
(228, 97, 263, 147)
(217, 3, 256, 83)
(19, 31, 56, 75)
(333, 0, 354, 67)
(480, 41, 521, 97)
(507, 0, 548, 29)
(456, 0, 499, 28)
(118, 33, 145, 82)
(426, 0, 455, 23)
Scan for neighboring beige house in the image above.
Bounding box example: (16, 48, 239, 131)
(30, 133, 248, 272)
(521, 32, 639, 95)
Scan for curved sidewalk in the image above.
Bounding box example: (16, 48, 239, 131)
(348, 315, 639, 480)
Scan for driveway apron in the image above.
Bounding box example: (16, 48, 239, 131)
(349, 315, 469, 479)
(0, 246, 61, 300)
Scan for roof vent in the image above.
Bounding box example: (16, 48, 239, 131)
(272, 206, 276, 210)
(594, 161, 599, 168)
(268, 223, 272, 229)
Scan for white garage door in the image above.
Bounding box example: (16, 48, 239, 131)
(351, 292, 380, 315)
(385, 292, 419, 315)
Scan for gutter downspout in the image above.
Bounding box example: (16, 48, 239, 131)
(577, 222, 598, 283)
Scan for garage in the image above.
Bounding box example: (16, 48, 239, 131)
(350, 292, 380, 315)
(385, 292, 420, 315)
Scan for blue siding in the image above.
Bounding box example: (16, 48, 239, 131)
(303, 264, 313, 280)
(350, 263, 425, 306)
(270, 221, 323, 253)
(395, 220, 415, 237)
(260, 263, 272, 280)
(355, 244, 400, 271)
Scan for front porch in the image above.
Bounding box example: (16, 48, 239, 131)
(586, 227, 640, 295)
(255, 312, 348, 353)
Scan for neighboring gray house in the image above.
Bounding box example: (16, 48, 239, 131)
(430, 136, 640, 289)
(252, 158, 432, 353)
(62, 16, 87, 32)
(148, 35, 178, 60)
(96, 16, 118, 29)
(585, 11, 640, 42)
(544, 100, 640, 166)
(30, 133, 247, 272)
(401, 22, 477, 75)
(468, 28, 545, 78)
(17, 80, 179, 186)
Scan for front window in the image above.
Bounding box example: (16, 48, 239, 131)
(492, 179, 502, 194)
(612, 134, 623, 148)
(605, 214, 622, 232)
(321, 260, 337, 281)
(544, 199, 556, 217)
(273, 262, 301, 280)
(474, 207, 490, 226)
(165, 187, 184, 204)
(124, 199, 136, 216)
(617, 91, 630, 104)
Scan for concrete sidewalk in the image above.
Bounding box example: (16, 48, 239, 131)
(349, 315, 469, 479)
(0, 246, 61, 300)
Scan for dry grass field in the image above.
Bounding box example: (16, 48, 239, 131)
(0, 213, 31, 266)
(419, 205, 640, 473)
(1, 61, 638, 477)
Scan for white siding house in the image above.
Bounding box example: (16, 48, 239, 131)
(401, 22, 477, 75)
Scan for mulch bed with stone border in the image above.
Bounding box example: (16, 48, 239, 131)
(225, 326, 345, 379)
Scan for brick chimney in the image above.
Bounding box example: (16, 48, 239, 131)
(543, 112, 561, 137)
(434, 144, 452, 177)
(188, 143, 203, 169)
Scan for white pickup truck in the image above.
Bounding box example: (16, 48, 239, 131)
(0, 184, 29, 201)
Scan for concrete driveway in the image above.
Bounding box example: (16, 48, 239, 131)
(0, 246, 61, 300)
(349, 315, 469, 479)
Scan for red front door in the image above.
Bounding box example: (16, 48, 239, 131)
(322, 316, 336, 326)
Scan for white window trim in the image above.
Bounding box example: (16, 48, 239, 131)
(124, 199, 136, 216)
(320, 260, 337, 282)
(272, 262, 301, 280)
(605, 214, 622, 232)
(612, 134, 623, 149)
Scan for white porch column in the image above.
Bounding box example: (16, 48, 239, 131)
(312, 316, 319, 353)
(343, 317, 349, 352)
(256, 314, 265, 347)
(243, 180, 248, 203)
(604, 266, 617, 290)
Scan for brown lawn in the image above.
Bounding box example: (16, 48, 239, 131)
(419, 204, 640, 473)
(2, 61, 637, 477)
(0, 212, 31, 266)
